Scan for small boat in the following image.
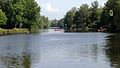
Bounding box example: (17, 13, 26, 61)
(54, 29, 63, 31)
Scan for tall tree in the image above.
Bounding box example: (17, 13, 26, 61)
(0, 0, 42, 31)
(73, 4, 89, 31)
(90, 1, 100, 28)
(64, 7, 76, 31)
(100, 0, 120, 32)
(50, 19, 58, 27)
(41, 16, 50, 29)
(58, 18, 64, 28)
(0, 9, 7, 26)
(23, 0, 41, 32)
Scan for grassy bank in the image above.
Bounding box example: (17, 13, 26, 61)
(0, 28, 29, 36)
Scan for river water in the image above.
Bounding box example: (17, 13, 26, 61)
(0, 29, 119, 68)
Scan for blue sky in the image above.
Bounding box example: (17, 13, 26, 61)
(35, 0, 107, 20)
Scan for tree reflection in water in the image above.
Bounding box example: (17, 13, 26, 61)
(0, 52, 31, 68)
(106, 34, 120, 68)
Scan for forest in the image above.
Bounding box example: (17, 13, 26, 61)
(0, 0, 120, 33)
(0, 0, 50, 33)
(52, 0, 120, 33)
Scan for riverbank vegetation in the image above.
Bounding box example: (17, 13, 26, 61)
(0, 0, 120, 34)
(0, 28, 28, 35)
(57, 0, 120, 33)
(0, 0, 50, 34)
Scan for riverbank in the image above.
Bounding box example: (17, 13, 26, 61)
(64, 28, 96, 32)
(0, 28, 28, 36)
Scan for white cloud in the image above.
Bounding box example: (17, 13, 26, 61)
(41, 3, 60, 13)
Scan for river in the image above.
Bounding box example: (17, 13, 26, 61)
(0, 29, 119, 68)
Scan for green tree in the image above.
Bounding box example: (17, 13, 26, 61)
(0, 9, 7, 26)
(58, 18, 64, 28)
(90, 1, 101, 28)
(64, 7, 76, 31)
(23, 0, 41, 32)
(99, 7, 110, 31)
(115, 0, 120, 31)
(44, 17, 50, 29)
(73, 4, 89, 31)
(0, 0, 42, 32)
(51, 19, 58, 27)
(13, 0, 25, 28)
(0, 0, 14, 28)
(41, 16, 50, 29)
(100, 0, 120, 32)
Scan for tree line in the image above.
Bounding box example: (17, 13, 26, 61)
(50, 19, 63, 28)
(60, 0, 120, 32)
(0, 0, 50, 32)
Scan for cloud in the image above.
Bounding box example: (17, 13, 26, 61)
(41, 3, 60, 13)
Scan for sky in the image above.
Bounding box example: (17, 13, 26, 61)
(35, 0, 107, 20)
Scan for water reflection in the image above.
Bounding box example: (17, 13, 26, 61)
(0, 32, 120, 68)
(30, 32, 111, 68)
(0, 52, 31, 68)
(106, 34, 120, 68)
(0, 34, 32, 68)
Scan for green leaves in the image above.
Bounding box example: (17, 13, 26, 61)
(0, 9, 7, 25)
(73, 4, 90, 31)
(64, 7, 76, 30)
(0, 0, 46, 32)
(41, 16, 50, 29)
(63, 1, 102, 32)
(100, 0, 120, 32)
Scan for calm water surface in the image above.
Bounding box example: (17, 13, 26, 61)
(0, 29, 119, 68)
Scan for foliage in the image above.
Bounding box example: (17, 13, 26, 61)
(73, 4, 89, 31)
(100, 0, 120, 32)
(41, 16, 50, 29)
(0, 0, 50, 32)
(90, 1, 101, 28)
(50, 18, 64, 28)
(50, 19, 58, 27)
(63, 2, 100, 32)
(62, 0, 120, 32)
(63, 7, 76, 31)
(0, 9, 7, 25)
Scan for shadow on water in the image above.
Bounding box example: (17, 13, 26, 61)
(0, 32, 120, 68)
(106, 34, 120, 68)
(0, 52, 31, 68)
(0, 34, 33, 68)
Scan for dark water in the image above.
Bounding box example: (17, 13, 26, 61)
(0, 29, 119, 68)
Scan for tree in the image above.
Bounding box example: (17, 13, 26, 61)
(0, 9, 7, 26)
(50, 19, 58, 27)
(73, 4, 89, 31)
(13, 0, 25, 28)
(23, 0, 41, 32)
(79, 4, 89, 29)
(90, 1, 101, 28)
(44, 17, 50, 29)
(100, 0, 120, 32)
(58, 18, 64, 28)
(41, 16, 50, 29)
(0, 0, 43, 32)
(115, 0, 120, 31)
(99, 7, 110, 31)
(64, 7, 76, 31)
(0, 0, 13, 28)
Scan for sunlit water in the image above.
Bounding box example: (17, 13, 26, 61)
(0, 29, 119, 68)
